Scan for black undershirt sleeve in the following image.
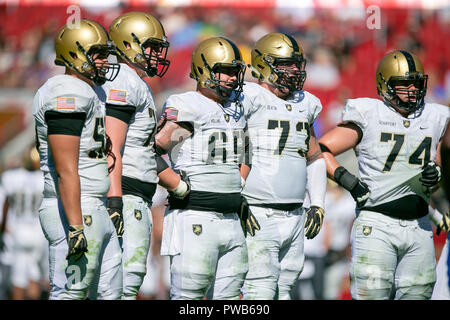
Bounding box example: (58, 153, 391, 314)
(105, 103, 136, 124)
(45, 111, 86, 136)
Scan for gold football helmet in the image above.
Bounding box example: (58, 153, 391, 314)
(109, 12, 170, 77)
(251, 32, 306, 95)
(54, 19, 120, 85)
(376, 50, 428, 113)
(190, 37, 246, 102)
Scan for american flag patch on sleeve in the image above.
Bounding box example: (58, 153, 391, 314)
(108, 89, 127, 103)
(164, 108, 178, 121)
(56, 97, 76, 110)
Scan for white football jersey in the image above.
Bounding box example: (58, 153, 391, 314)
(242, 82, 322, 205)
(33, 75, 109, 198)
(162, 91, 247, 193)
(1, 168, 43, 225)
(342, 98, 450, 207)
(95, 63, 158, 184)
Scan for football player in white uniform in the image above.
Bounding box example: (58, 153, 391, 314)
(240, 33, 327, 300)
(96, 12, 188, 300)
(156, 37, 250, 300)
(319, 50, 450, 299)
(0, 146, 47, 299)
(33, 20, 122, 299)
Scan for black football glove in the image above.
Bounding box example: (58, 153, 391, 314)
(238, 196, 261, 237)
(334, 166, 370, 206)
(420, 162, 441, 188)
(107, 197, 124, 238)
(66, 225, 88, 261)
(304, 206, 325, 240)
(437, 211, 450, 236)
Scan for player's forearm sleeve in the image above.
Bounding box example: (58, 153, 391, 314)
(306, 158, 327, 208)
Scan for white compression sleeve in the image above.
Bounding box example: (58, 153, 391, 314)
(306, 158, 327, 209)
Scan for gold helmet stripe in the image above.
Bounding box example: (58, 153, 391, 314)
(399, 50, 417, 73)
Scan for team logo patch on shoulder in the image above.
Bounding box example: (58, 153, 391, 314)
(56, 97, 76, 110)
(285, 104, 292, 111)
(192, 224, 202, 236)
(403, 120, 410, 128)
(108, 89, 127, 103)
(362, 225, 372, 236)
(164, 108, 178, 121)
(83, 215, 92, 226)
(224, 114, 230, 122)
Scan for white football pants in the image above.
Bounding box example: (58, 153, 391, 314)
(163, 209, 248, 300)
(350, 210, 436, 300)
(241, 205, 305, 300)
(120, 194, 152, 300)
(39, 196, 122, 300)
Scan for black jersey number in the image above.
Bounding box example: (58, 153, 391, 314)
(380, 133, 431, 172)
(143, 108, 157, 147)
(267, 120, 310, 157)
(207, 130, 244, 164)
(88, 117, 106, 159)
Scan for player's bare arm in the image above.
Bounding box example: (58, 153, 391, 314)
(306, 125, 323, 164)
(48, 134, 83, 226)
(155, 120, 192, 199)
(434, 140, 442, 167)
(240, 164, 251, 180)
(105, 115, 128, 198)
(319, 123, 369, 205)
(155, 120, 192, 153)
(318, 123, 361, 177)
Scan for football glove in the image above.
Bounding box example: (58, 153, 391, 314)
(169, 170, 191, 200)
(334, 166, 370, 206)
(304, 206, 325, 239)
(239, 196, 261, 237)
(107, 197, 124, 238)
(437, 211, 450, 236)
(66, 225, 88, 261)
(420, 162, 441, 188)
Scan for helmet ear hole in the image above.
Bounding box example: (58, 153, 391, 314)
(197, 66, 203, 75)
(69, 52, 78, 60)
(123, 41, 131, 50)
